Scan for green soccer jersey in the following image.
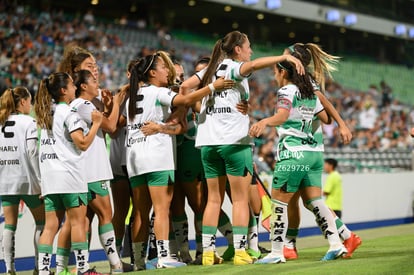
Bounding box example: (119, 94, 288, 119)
(276, 84, 324, 153)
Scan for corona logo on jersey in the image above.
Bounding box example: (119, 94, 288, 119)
(205, 106, 231, 115)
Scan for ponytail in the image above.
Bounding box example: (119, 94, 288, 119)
(305, 43, 339, 92)
(34, 72, 71, 130)
(200, 39, 224, 88)
(288, 43, 340, 92)
(0, 87, 31, 125)
(157, 50, 176, 87)
(128, 54, 159, 121)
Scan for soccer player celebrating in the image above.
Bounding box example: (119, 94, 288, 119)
(250, 49, 347, 264)
(0, 87, 45, 274)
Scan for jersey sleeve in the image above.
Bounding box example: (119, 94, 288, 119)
(276, 85, 295, 111)
(195, 67, 206, 81)
(65, 111, 88, 134)
(229, 62, 250, 81)
(76, 101, 96, 125)
(314, 97, 324, 115)
(157, 88, 177, 107)
(26, 119, 38, 141)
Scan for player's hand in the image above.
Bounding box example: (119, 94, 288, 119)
(101, 89, 114, 110)
(249, 120, 267, 137)
(141, 121, 161, 136)
(236, 100, 249, 115)
(284, 54, 305, 75)
(212, 77, 235, 90)
(91, 110, 103, 126)
(338, 125, 352, 144)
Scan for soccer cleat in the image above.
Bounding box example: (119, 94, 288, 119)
(246, 248, 261, 260)
(157, 256, 187, 268)
(7, 271, 16, 275)
(77, 267, 106, 275)
(58, 268, 72, 275)
(111, 261, 134, 274)
(343, 233, 362, 258)
(33, 268, 39, 275)
(221, 244, 235, 261)
(283, 246, 298, 260)
(233, 249, 255, 265)
(255, 252, 286, 264)
(321, 246, 348, 261)
(145, 257, 158, 270)
(202, 250, 223, 265)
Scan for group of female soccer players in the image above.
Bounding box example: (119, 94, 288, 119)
(0, 30, 362, 274)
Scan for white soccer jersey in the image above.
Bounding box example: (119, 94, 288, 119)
(195, 59, 252, 147)
(0, 114, 41, 195)
(39, 103, 88, 195)
(125, 85, 177, 177)
(275, 84, 324, 152)
(70, 98, 113, 182)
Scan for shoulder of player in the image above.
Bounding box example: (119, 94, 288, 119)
(278, 84, 297, 96)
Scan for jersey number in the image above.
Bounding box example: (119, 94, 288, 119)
(1, 120, 15, 138)
(300, 119, 312, 133)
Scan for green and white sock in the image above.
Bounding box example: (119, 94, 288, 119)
(202, 225, 217, 252)
(335, 217, 352, 241)
(218, 213, 233, 246)
(248, 212, 259, 252)
(72, 242, 90, 273)
(56, 247, 70, 273)
(285, 228, 299, 249)
(270, 199, 288, 255)
(34, 222, 45, 271)
(99, 223, 120, 266)
(3, 224, 16, 272)
(38, 244, 53, 274)
(233, 226, 248, 250)
(307, 199, 342, 250)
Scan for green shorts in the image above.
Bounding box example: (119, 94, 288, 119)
(44, 193, 88, 212)
(201, 145, 253, 179)
(176, 139, 204, 183)
(272, 150, 323, 193)
(1, 194, 43, 209)
(88, 181, 110, 201)
(130, 170, 174, 188)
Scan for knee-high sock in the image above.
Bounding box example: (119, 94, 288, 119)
(270, 199, 288, 255)
(306, 198, 342, 250)
(218, 213, 233, 246)
(3, 224, 16, 272)
(99, 223, 121, 266)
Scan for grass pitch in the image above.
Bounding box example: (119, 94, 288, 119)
(23, 223, 414, 275)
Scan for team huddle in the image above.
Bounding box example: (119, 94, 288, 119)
(0, 30, 362, 275)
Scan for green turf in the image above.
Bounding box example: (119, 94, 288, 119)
(22, 224, 414, 275)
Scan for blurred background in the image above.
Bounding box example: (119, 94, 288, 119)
(0, 0, 413, 173)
